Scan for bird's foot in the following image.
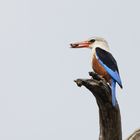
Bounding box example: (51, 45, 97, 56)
(89, 72, 102, 81)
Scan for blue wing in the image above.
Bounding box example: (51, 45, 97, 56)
(95, 47, 122, 88)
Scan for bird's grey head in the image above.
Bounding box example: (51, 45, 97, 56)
(88, 37, 109, 50)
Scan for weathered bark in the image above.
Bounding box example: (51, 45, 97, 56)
(74, 72, 122, 140)
(74, 72, 140, 140)
(126, 129, 140, 140)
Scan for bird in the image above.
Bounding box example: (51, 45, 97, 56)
(70, 37, 122, 106)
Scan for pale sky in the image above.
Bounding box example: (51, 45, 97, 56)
(0, 0, 140, 139)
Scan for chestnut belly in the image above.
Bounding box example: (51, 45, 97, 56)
(92, 55, 111, 82)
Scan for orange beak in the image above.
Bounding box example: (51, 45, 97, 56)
(70, 41, 90, 48)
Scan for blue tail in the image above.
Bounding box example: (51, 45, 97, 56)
(111, 79, 117, 106)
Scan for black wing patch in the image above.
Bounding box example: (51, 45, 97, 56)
(95, 47, 119, 72)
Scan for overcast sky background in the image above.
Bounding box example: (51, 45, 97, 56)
(0, 0, 140, 140)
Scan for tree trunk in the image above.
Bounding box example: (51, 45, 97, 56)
(74, 72, 140, 140)
(74, 72, 122, 140)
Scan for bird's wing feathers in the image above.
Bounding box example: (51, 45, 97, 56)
(95, 47, 122, 88)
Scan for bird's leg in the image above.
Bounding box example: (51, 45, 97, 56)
(89, 72, 108, 87)
(89, 71, 102, 80)
(89, 72, 105, 81)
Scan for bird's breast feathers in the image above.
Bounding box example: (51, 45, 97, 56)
(92, 53, 111, 82)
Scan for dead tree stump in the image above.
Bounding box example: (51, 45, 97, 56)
(74, 72, 122, 140)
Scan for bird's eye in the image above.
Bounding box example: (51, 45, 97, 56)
(89, 39, 95, 43)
